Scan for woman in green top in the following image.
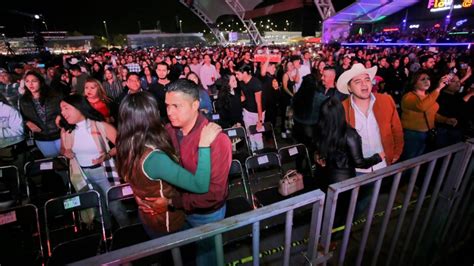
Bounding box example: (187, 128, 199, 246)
(116, 92, 221, 237)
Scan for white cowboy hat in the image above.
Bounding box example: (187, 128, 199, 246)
(336, 63, 378, 94)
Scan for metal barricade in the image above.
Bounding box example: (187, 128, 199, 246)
(71, 189, 326, 266)
(319, 140, 473, 266)
(69, 140, 474, 265)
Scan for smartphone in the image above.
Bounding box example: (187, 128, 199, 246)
(37, 63, 45, 68)
(446, 68, 458, 83)
(460, 63, 468, 69)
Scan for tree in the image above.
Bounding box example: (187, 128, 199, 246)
(68, 31, 84, 36)
(91, 36, 108, 49)
(111, 34, 128, 48)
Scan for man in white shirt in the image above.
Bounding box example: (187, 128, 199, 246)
(337, 63, 403, 172)
(336, 63, 404, 215)
(189, 57, 201, 77)
(302, 50, 313, 69)
(290, 55, 311, 93)
(199, 54, 219, 91)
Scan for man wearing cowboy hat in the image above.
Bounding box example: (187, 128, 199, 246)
(337, 63, 404, 173)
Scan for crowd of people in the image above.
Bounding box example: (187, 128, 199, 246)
(346, 27, 474, 43)
(0, 43, 473, 264)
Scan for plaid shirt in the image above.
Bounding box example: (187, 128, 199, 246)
(125, 63, 141, 73)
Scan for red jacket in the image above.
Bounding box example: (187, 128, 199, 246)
(342, 93, 404, 165)
(166, 114, 232, 213)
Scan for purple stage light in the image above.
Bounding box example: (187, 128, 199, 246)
(341, 42, 473, 47)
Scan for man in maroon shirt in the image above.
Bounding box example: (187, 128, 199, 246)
(141, 79, 231, 265)
(165, 80, 232, 216)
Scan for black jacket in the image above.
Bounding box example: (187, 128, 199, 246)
(320, 127, 382, 188)
(20, 94, 61, 141)
(293, 74, 327, 125)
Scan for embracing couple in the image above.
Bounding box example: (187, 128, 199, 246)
(116, 79, 232, 266)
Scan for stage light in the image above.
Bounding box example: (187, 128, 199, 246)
(383, 27, 399, 32)
(341, 42, 473, 47)
(456, 19, 468, 27)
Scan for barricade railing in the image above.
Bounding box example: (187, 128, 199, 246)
(71, 189, 326, 266)
(70, 140, 474, 266)
(319, 140, 473, 266)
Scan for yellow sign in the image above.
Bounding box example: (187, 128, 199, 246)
(427, 0, 472, 10)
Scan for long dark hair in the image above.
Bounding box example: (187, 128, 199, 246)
(293, 73, 323, 118)
(59, 94, 105, 132)
(23, 70, 50, 104)
(116, 92, 178, 182)
(216, 74, 234, 112)
(314, 96, 348, 161)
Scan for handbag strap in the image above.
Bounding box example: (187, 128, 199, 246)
(91, 120, 110, 153)
(283, 169, 297, 180)
(423, 112, 432, 131)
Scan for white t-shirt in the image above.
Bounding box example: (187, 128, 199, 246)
(293, 65, 311, 93)
(73, 120, 101, 167)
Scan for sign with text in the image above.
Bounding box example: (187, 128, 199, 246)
(427, 0, 472, 12)
(254, 54, 282, 63)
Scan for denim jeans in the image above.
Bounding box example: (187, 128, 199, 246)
(436, 127, 463, 149)
(186, 204, 226, 266)
(243, 109, 265, 152)
(82, 166, 127, 230)
(354, 171, 373, 219)
(402, 129, 428, 161)
(35, 139, 61, 158)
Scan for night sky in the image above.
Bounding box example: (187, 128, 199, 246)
(0, 0, 353, 37)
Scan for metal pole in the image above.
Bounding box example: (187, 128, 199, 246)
(445, 2, 455, 31)
(253, 221, 260, 266)
(283, 210, 294, 266)
(103, 20, 109, 45)
(214, 234, 225, 266)
(386, 165, 420, 266)
(171, 248, 183, 266)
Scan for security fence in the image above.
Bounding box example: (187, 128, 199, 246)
(72, 140, 473, 266)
